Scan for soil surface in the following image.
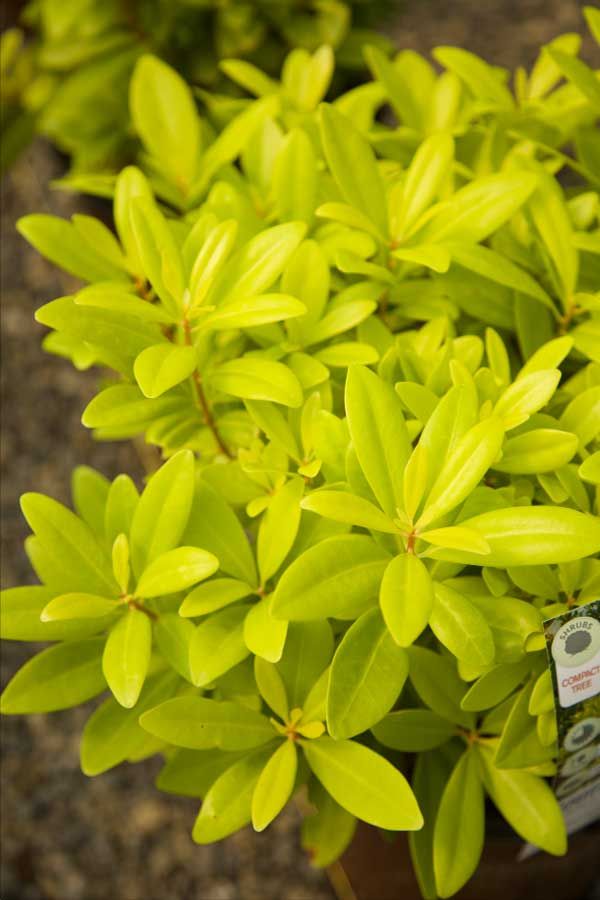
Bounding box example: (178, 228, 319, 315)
(1, 1, 598, 898)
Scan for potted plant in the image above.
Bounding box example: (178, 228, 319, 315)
(2, 14, 600, 898)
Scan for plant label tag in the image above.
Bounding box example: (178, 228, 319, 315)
(520, 600, 600, 860)
(550, 611, 600, 708)
(546, 601, 600, 820)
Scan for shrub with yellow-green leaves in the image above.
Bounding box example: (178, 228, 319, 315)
(2, 11, 600, 898)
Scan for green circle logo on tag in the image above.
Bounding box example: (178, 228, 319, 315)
(564, 717, 600, 752)
(551, 617, 600, 668)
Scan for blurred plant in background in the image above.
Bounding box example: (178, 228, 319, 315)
(0, 0, 393, 173)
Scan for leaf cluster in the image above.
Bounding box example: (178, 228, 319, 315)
(0, 0, 392, 172)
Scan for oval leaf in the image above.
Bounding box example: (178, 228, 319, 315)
(1, 638, 106, 714)
(251, 739, 297, 832)
(303, 737, 423, 831)
(102, 608, 152, 708)
(379, 554, 434, 647)
(327, 608, 409, 739)
(134, 344, 197, 399)
(271, 535, 389, 621)
(433, 749, 484, 898)
(136, 547, 219, 598)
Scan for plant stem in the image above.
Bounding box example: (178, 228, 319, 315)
(558, 302, 580, 335)
(128, 599, 158, 621)
(182, 318, 233, 458)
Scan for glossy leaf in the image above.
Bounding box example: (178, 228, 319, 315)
(276, 621, 333, 710)
(243, 596, 288, 663)
(208, 222, 306, 306)
(477, 743, 567, 855)
(183, 480, 257, 586)
(258, 477, 304, 584)
(1, 638, 106, 714)
(301, 490, 398, 534)
(408, 646, 473, 728)
(129, 450, 195, 578)
(445, 242, 555, 311)
(149, 616, 192, 687)
(20, 493, 116, 597)
(420, 526, 491, 555)
(395, 133, 454, 238)
(529, 171, 578, 301)
(380, 554, 434, 647)
(495, 681, 553, 768)
(130, 54, 200, 190)
(492, 429, 578, 474)
(81, 670, 178, 775)
(156, 748, 247, 798)
(251, 739, 297, 831)
(494, 370, 561, 430)
(102, 608, 152, 708)
(254, 657, 289, 720)
(461, 659, 530, 712)
(345, 366, 411, 517)
(41, 592, 119, 621)
(189, 219, 238, 308)
(140, 695, 275, 751)
(420, 173, 537, 244)
(204, 294, 306, 331)
(210, 357, 303, 408)
(134, 344, 197, 399)
(303, 737, 423, 830)
(433, 749, 484, 898)
(17, 214, 126, 283)
(417, 385, 478, 495)
(273, 129, 317, 224)
(409, 751, 450, 900)
(417, 417, 504, 529)
(136, 547, 219, 598)
(319, 104, 387, 237)
(189, 605, 251, 687)
(327, 608, 409, 739)
(0, 586, 109, 642)
(180, 578, 253, 617)
(430, 582, 495, 666)
(301, 781, 357, 868)
(193, 746, 275, 843)
(271, 535, 389, 621)
(372, 709, 455, 752)
(72, 465, 110, 538)
(429, 507, 600, 566)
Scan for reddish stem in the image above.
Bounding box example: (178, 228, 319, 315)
(182, 318, 233, 458)
(128, 599, 158, 621)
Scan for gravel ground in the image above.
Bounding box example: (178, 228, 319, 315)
(1, 1, 597, 898)
(392, 0, 595, 67)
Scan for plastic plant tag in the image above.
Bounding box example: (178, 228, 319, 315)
(520, 600, 600, 859)
(550, 607, 600, 708)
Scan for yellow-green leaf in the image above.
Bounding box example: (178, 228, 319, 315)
(379, 554, 434, 647)
(251, 739, 297, 832)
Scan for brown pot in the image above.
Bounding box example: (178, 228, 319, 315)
(334, 821, 599, 900)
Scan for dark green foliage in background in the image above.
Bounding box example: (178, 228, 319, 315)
(0, 0, 393, 172)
